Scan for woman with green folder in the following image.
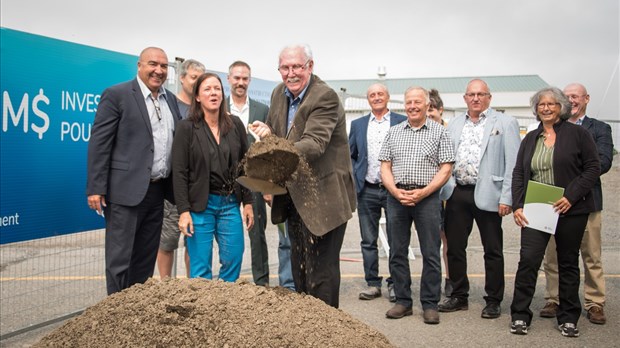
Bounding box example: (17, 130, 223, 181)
(509, 87, 600, 338)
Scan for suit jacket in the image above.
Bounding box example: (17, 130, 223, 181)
(226, 96, 270, 145)
(267, 75, 356, 236)
(440, 108, 521, 212)
(512, 120, 600, 215)
(581, 116, 614, 211)
(171, 115, 252, 214)
(349, 112, 407, 194)
(86, 78, 181, 206)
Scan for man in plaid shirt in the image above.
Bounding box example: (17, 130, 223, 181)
(379, 86, 455, 324)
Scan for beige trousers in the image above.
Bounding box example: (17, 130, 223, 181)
(543, 211, 605, 309)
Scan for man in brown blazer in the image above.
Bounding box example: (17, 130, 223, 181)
(250, 44, 356, 308)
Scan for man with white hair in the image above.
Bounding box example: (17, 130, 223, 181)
(379, 86, 454, 324)
(250, 44, 356, 308)
(349, 83, 406, 302)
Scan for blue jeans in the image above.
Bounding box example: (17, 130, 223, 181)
(387, 191, 442, 310)
(278, 223, 295, 290)
(357, 185, 389, 287)
(187, 194, 244, 281)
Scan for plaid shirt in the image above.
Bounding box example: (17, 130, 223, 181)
(379, 118, 455, 186)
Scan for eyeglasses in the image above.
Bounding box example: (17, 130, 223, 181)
(277, 59, 310, 75)
(537, 102, 560, 109)
(150, 95, 162, 121)
(566, 94, 587, 101)
(464, 92, 491, 99)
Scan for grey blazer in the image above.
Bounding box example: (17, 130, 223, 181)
(86, 78, 180, 206)
(440, 108, 521, 212)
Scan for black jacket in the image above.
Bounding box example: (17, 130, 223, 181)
(512, 120, 600, 216)
(172, 115, 252, 214)
(581, 116, 614, 211)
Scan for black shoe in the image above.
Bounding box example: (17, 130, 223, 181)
(558, 323, 580, 337)
(438, 297, 468, 312)
(481, 302, 501, 319)
(387, 283, 396, 303)
(510, 320, 529, 335)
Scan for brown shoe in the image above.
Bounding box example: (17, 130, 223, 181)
(540, 302, 558, 318)
(423, 309, 440, 324)
(385, 304, 413, 319)
(587, 306, 606, 325)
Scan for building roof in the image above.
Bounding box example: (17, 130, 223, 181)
(325, 75, 549, 96)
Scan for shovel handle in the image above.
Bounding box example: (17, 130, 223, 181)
(247, 124, 260, 142)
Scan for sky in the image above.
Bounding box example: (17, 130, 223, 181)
(2, 0, 619, 120)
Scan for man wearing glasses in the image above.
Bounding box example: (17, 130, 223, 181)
(539, 83, 614, 324)
(438, 79, 521, 319)
(249, 44, 356, 308)
(87, 47, 181, 294)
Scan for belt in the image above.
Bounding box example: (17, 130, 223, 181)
(365, 181, 385, 189)
(396, 183, 426, 190)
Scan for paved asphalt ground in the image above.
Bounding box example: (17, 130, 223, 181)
(2, 164, 619, 347)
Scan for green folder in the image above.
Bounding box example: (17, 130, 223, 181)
(523, 180, 565, 234)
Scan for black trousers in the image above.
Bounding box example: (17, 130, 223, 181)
(511, 214, 588, 326)
(287, 202, 346, 308)
(248, 192, 269, 286)
(104, 181, 164, 295)
(445, 184, 505, 304)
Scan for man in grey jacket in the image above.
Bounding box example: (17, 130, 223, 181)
(438, 79, 521, 319)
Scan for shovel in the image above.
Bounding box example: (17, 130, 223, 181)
(236, 125, 299, 195)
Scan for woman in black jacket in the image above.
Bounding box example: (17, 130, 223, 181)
(509, 87, 599, 337)
(172, 73, 254, 281)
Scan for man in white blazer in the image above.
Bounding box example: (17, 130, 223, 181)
(438, 79, 521, 319)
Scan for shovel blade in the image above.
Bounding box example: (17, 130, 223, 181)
(236, 176, 288, 195)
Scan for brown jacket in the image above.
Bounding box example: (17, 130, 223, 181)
(267, 75, 356, 236)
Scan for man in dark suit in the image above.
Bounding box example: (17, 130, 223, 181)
(226, 60, 273, 287)
(349, 83, 406, 302)
(540, 83, 614, 324)
(87, 47, 181, 295)
(250, 44, 357, 308)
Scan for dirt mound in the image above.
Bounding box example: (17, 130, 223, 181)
(34, 278, 394, 348)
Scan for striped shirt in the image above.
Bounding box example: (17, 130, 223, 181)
(365, 111, 392, 184)
(378, 118, 455, 186)
(530, 134, 555, 185)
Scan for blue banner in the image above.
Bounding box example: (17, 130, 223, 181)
(0, 28, 138, 244)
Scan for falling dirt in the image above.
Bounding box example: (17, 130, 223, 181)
(33, 278, 394, 348)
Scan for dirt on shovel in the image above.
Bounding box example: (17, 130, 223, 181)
(242, 135, 300, 185)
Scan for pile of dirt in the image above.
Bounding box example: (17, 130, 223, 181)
(34, 278, 394, 348)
